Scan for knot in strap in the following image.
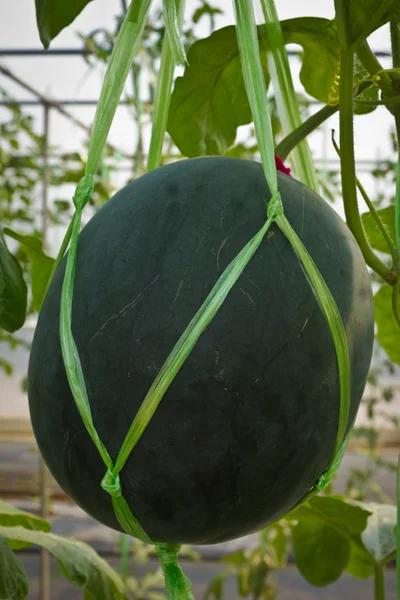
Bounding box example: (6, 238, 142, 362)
(101, 469, 122, 497)
(267, 192, 284, 221)
(314, 469, 331, 493)
(73, 174, 94, 211)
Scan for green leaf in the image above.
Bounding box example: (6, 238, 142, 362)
(346, 538, 375, 579)
(282, 18, 340, 105)
(374, 284, 400, 365)
(361, 206, 396, 254)
(356, 502, 397, 564)
(292, 517, 350, 586)
(288, 496, 374, 586)
(168, 18, 342, 156)
(168, 26, 270, 157)
(0, 228, 27, 333)
(336, 0, 400, 50)
(0, 526, 129, 600)
(4, 229, 55, 312)
(0, 500, 50, 532)
(35, 0, 94, 49)
(0, 538, 28, 600)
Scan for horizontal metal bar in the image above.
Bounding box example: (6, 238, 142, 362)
(0, 48, 92, 56)
(0, 48, 392, 58)
(0, 99, 134, 106)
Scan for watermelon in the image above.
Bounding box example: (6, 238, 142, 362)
(28, 157, 374, 544)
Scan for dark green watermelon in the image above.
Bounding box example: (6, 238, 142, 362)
(28, 157, 374, 545)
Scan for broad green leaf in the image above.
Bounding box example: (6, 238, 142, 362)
(288, 495, 372, 536)
(0, 500, 50, 532)
(4, 229, 55, 312)
(361, 206, 395, 254)
(282, 18, 340, 105)
(168, 18, 346, 157)
(346, 538, 375, 579)
(0, 228, 27, 333)
(0, 538, 28, 600)
(35, 0, 94, 49)
(168, 26, 270, 157)
(336, 0, 400, 50)
(374, 284, 400, 365)
(292, 517, 350, 586)
(0, 526, 129, 600)
(356, 502, 397, 564)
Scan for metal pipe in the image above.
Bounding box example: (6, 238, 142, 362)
(42, 104, 50, 248)
(0, 63, 132, 158)
(0, 48, 392, 57)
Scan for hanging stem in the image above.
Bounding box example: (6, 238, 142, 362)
(390, 22, 400, 258)
(331, 132, 398, 264)
(147, 0, 186, 171)
(397, 456, 400, 600)
(260, 0, 318, 191)
(374, 563, 386, 600)
(333, 14, 393, 283)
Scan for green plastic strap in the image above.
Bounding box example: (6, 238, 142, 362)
(163, 0, 187, 66)
(104, 202, 281, 482)
(156, 544, 195, 600)
(232, 0, 352, 500)
(147, 0, 186, 172)
(86, 0, 153, 175)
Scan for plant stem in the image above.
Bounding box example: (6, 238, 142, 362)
(331, 133, 398, 264)
(147, 0, 186, 172)
(275, 105, 338, 161)
(337, 48, 392, 283)
(390, 22, 400, 257)
(356, 41, 394, 98)
(374, 563, 386, 600)
(132, 65, 145, 176)
(260, 0, 318, 192)
(397, 456, 400, 600)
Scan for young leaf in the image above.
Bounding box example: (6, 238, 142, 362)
(374, 284, 400, 366)
(0, 229, 27, 333)
(0, 538, 28, 600)
(35, 0, 94, 49)
(4, 229, 55, 312)
(361, 206, 396, 254)
(356, 502, 397, 564)
(0, 526, 129, 600)
(292, 517, 350, 586)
